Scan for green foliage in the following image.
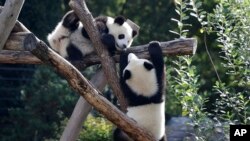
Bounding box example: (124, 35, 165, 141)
(205, 0, 250, 124)
(1, 67, 77, 141)
(169, 0, 250, 140)
(78, 115, 113, 141)
(169, 0, 204, 117)
(18, 0, 67, 41)
(1, 0, 249, 140)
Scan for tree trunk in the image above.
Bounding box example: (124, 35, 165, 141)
(23, 33, 157, 141)
(0, 0, 25, 50)
(60, 69, 107, 141)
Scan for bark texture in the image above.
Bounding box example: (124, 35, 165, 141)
(23, 33, 156, 141)
(60, 69, 107, 141)
(69, 0, 128, 112)
(0, 0, 25, 50)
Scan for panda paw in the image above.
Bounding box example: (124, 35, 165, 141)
(119, 51, 129, 72)
(120, 51, 129, 61)
(148, 41, 162, 55)
(101, 34, 116, 55)
(62, 11, 79, 31)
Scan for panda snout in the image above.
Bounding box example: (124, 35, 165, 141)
(122, 44, 127, 49)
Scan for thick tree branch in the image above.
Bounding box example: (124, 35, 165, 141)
(60, 69, 107, 141)
(4, 32, 30, 50)
(12, 21, 31, 33)
(0, 0, 25, 50)
(0, 50, 41, 64)
(23, 33, 156, 141)
(69, 0, 128, 112)
(0, 3, 198, 140)
(0, 37, 197, 68)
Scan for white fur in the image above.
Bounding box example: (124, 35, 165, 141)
(127, 102, 165, 140)
(124, 53, 158, 97)
(48, 16, 135, 58)
(70, 23, 93, 56)
(106, 17, 133, 50)
(47, 21, 70, 57)
(47, 22, 93, 58)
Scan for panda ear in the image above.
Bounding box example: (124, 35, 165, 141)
(126, 19, 140, 38)
(144, 62, 154, 70)
(132, 30, 138, 38)
(114, 16, 126, 25)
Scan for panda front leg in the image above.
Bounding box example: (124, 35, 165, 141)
(119, 51, 129, 79)
(101, 34, 117, 56)
(148, 41, 164, 77)
(47, 11, 79, 54)
(113, 128, 133, 141)
(62, 10, 80, 31)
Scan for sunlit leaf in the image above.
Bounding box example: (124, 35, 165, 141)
(169, 30, 180, 36)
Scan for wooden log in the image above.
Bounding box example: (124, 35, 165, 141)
(12, 21, 30, 33)
(0, 38, 197, 68)
(0, 0, 25, 50)
(23, 33, 156, 141)
(69, 0, 128, 112)
(0, 7, 29, 33)
(60, 69, 107, 141)
(0, 50, 41, 64)
(4, 32, 29, 50)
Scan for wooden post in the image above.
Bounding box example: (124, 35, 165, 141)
(69, 0, 128, 112)
(23, 33, 157, 141)
(0, 0, 25, 50)
(60, 69, 107, 141)
(0, 35, 197, 66)
(0, 6, 197, 141)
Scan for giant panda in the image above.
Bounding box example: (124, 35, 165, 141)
(114, 41, 166, 141)
(47, 11, 140, 60)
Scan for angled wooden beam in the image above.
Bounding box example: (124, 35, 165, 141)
(60, 69, 107, 141)
(0, 0, 25, 50)
(23, 33, 156, 141)
(69, 0, 128, 113)
(0, 31, 197, 68)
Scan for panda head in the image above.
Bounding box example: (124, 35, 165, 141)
(122, 53, 158, 97)
(107, 16, 139, 50)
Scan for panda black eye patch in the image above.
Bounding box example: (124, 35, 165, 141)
(123, 70, 131, 80)
(118, 34, 125, 39)
(144, 62, 154, 70)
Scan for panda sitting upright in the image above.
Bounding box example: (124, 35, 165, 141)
(114, 41, 166, 141)
(47, 11, 140, 60)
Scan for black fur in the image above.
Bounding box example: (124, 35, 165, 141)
(66, 44, 84, 61)
(115, 41, 166, 141)
(58, 11, 138, 61)
(132, 30, 137, 37)
(114, 16, 126, 25)
(143, 62, 154, 70)
(81, 28, 90, 39)
(123, 70, 131, 80)
(61, 12, 118, 60)
(119, 42, 165, 106)
(62, 11, 79, 31)
(101, 34, 116, 56)
(113, 128, 133, 141)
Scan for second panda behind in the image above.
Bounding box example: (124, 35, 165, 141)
(47, 11, 140, 61)
(114, 41, 166, 141)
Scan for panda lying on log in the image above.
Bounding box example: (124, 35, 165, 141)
(47, 11, 140, 60)
(114, 41, 166, 141)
